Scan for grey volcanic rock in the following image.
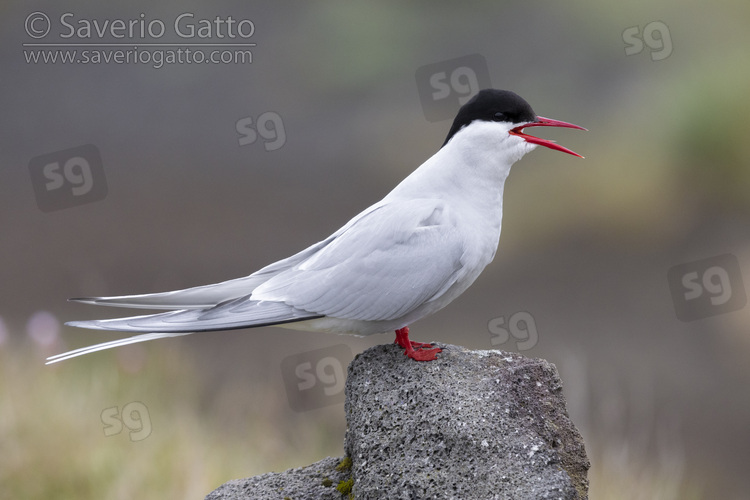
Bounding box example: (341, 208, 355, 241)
(205, 343, 589, 500)
(344, 344, 588, 499)
(205, 456, 352, 500)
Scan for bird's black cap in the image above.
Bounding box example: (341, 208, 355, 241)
(442, 89, 537, 146)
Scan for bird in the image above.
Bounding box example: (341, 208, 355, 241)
(46, 89, 585, 365)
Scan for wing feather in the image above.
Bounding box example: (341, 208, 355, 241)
(66, 299, 321, 332)
(252, 199, 467, 322)
(69, 235, 336, 310)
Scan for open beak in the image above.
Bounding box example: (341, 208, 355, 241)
(510, 116, 587, 158)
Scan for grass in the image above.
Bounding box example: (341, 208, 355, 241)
(0, 337, 340, 500)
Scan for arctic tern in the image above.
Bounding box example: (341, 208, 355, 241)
(46, 89, 585, 364)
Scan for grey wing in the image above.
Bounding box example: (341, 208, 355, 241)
(68, 198, 391, 310)
(66, 298, 322, 332)
(48, 297, 326, 364)
(47, 199, 466, 365)
(251, 199, 468, 321)
(61, 201, 397, 332)
(69, 234, 337, 310)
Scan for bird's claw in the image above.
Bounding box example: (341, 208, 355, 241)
(404, 345, 442, 361)
(393, 326, 442, 362)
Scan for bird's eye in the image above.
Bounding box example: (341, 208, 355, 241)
(493, 112, 507, 121)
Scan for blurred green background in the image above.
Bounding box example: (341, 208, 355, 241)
(2, 1, 749, 498)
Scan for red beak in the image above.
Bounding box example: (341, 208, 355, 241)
(510, 116, 587, 158)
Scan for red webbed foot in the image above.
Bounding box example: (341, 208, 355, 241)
(394, 327, 442, 361)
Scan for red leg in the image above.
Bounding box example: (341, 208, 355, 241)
(394, 326, 442, 361)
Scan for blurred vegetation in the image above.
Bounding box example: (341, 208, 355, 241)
(3, 342, 225, 499)
(0, 339, 345, 500)
(671, 72, 750, 210)
(1, 336, 706, 499)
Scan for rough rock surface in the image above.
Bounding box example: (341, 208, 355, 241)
(205, 343, 589, 500)
(205, 456, 352, 500)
